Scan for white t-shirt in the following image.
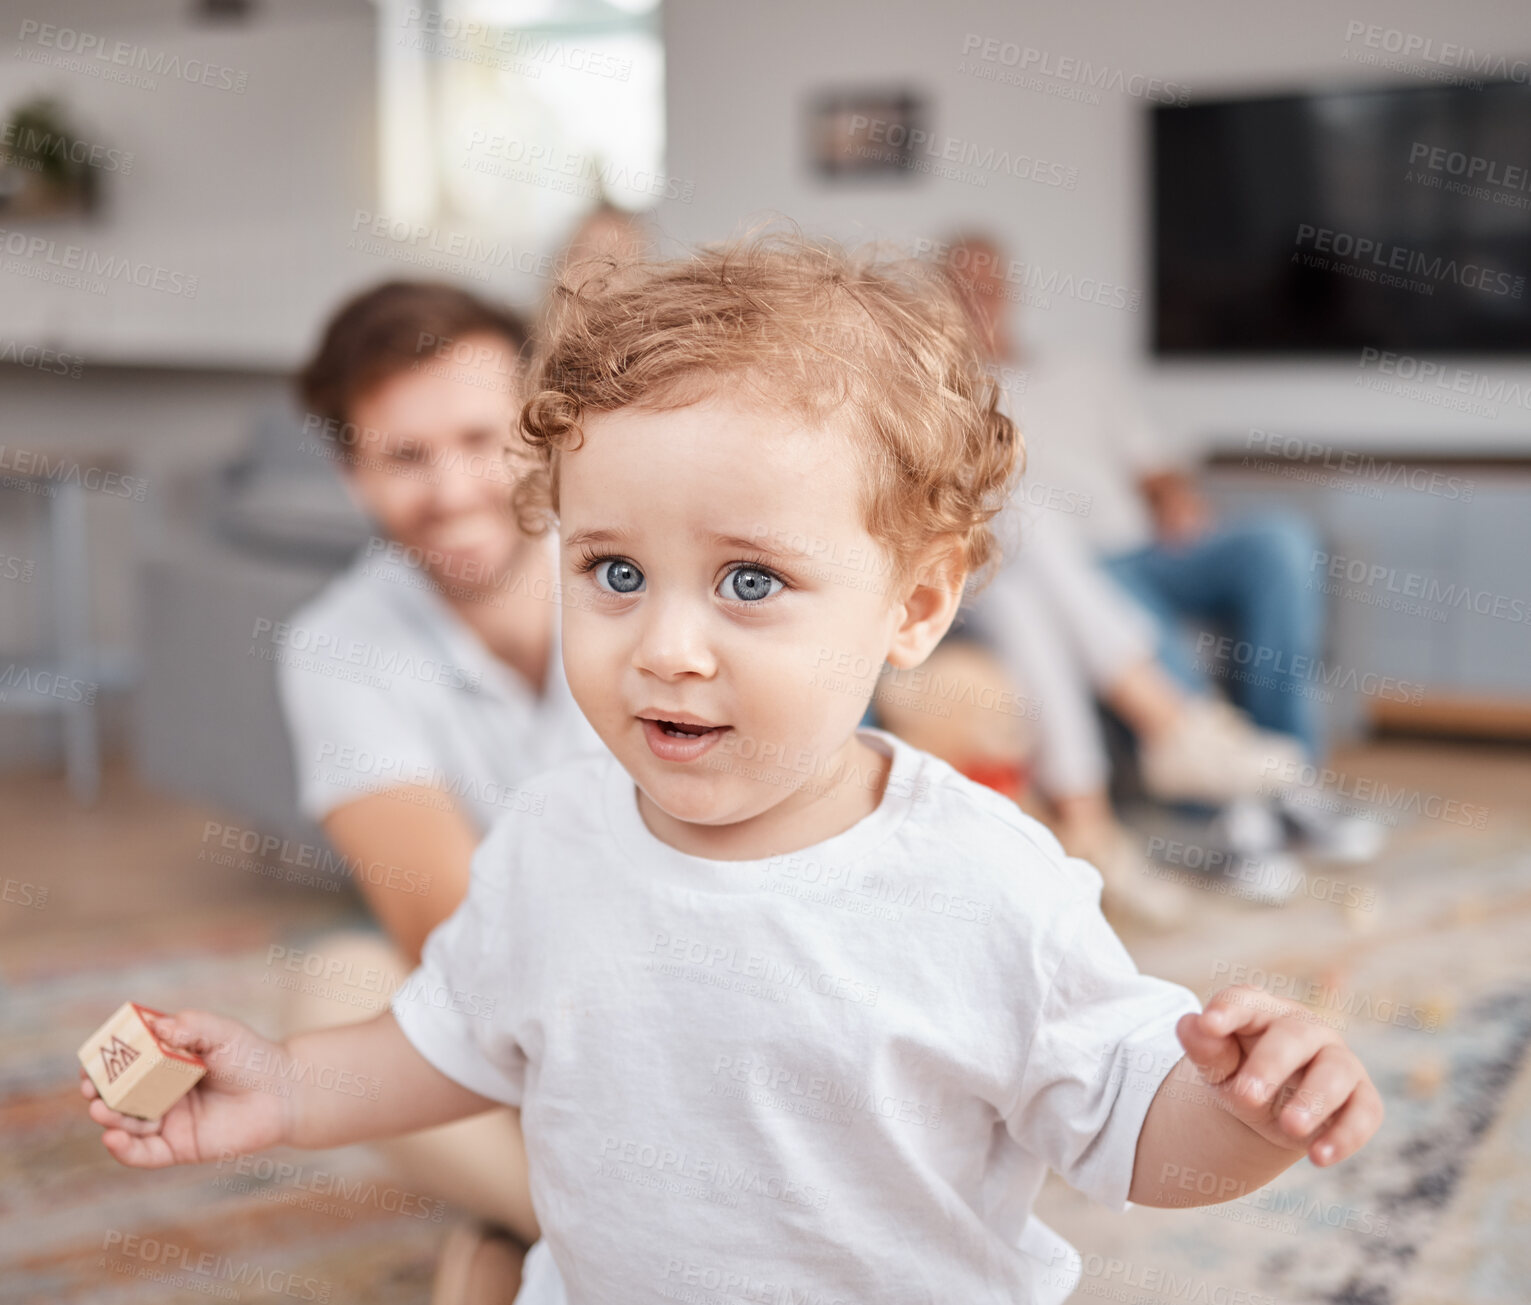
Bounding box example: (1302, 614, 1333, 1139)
(1007, 351, 1175, 557)
(391, 727, 1201, 1304)
(276, 536, 607, 833)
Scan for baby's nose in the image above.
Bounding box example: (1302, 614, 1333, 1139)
(632, 592, 719, 679)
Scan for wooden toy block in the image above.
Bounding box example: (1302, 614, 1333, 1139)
(77, 1001, 207, 1120)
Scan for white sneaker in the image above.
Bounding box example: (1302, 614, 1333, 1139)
(1208, 796, 1288, 860)
(1272, 788, 1388, 863)
(1139, 698, 1305, 806)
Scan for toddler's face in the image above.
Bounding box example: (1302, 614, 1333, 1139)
(558, 392, 934, 852)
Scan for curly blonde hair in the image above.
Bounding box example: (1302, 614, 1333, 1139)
(514, 226, 1024, 599)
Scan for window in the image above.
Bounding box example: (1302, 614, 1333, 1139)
(377, 0, 665, 265)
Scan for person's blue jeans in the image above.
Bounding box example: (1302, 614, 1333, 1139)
(1101, 512, 1325, 760)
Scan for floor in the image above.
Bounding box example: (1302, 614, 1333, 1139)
(2, 737, 1529, 1303)
(1044, 738, 1531, 1305)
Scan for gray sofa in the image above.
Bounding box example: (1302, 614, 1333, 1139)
(134, 403, 371, 843)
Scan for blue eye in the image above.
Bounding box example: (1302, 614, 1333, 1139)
(719, 564, 784, 603)
(595, 558, 644, 595)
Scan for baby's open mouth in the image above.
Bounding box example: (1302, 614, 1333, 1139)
(657, 720, 721, 738)
(640, 716, 728, 739)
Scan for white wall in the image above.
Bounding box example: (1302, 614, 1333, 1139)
(0, 0, 379, 368)
(657, 0, 1531, 456)
(0, 0, 378, 768)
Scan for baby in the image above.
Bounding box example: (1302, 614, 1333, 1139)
(83, 232, 1381, 1304)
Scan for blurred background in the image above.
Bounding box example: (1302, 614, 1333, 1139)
(2, 1, 1529, 1302)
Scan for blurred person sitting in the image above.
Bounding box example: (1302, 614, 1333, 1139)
(929, 234, 1374, 887)
(279, 278, 611, 1304)
(942, 233, 1328, 765)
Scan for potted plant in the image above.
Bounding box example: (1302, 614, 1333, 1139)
(0, 96, 102, 218)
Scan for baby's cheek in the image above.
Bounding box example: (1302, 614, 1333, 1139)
(561, 621, 612, 710)
(793, 665, 873, 753)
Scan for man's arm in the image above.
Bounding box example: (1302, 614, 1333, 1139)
(1128, 986, 1384, 1207)
(323, 789, 482, 967)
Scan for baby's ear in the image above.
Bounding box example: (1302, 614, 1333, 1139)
(884, 541, 967, 670)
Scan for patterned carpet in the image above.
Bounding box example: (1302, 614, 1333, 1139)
(0, 902, 452, 1305)
(1038, 813, 1531, 1305)
(2, 748, 1529, 1304)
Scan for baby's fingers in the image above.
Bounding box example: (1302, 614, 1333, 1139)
(148, 1010, 233, 1061)
(79, 1068, 99, 1101)
(1200, 986, 1286, 1039)
(1307, 1077, 1385, 1167)
(1276, 1043, 1359, 1141)
(1232, 1016, 1332, 1111)
(88, 1096, 161, 1136)
(1176, 1011, 1241, 1085)
(100, 1125, 179, 1169)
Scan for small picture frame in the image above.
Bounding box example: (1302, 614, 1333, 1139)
(807, 88, 927, 180)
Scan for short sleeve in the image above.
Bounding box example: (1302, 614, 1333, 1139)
(390, 821, 526, 1107)
(1002, 897, 1201, 1210)
(276, 651, 441, 823)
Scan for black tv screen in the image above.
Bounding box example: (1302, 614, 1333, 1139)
(1153, 82, 1531, 355)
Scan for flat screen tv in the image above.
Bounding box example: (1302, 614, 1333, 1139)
(1153, 81, 1531, 355)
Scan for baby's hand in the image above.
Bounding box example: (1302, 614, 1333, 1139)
(1176, 986, 1384, 1167)
(80, 1009, 292, 1168)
